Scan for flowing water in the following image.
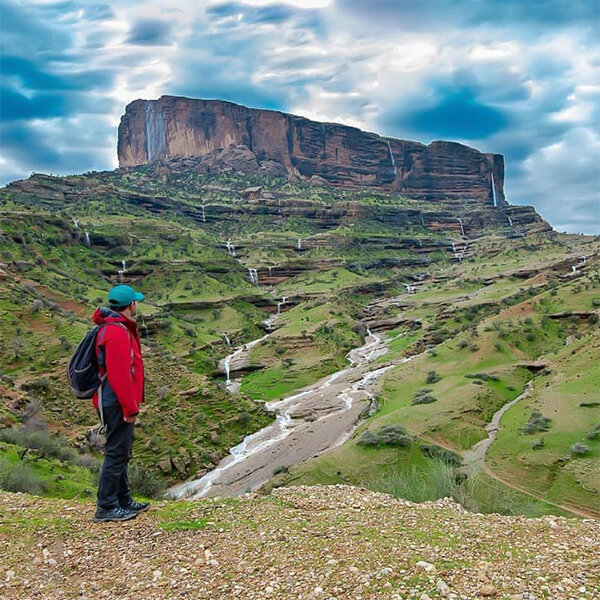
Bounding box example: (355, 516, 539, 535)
(462, 382, 533, 476)
(170, 329, 395, 499)
(491, 172, 498, 207)
(386, 140, 397, 176)
(457, 217, 465, 237)
(248, 268, 259, 285)
(84, 231, 91, 247)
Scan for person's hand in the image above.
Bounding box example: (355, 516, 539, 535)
(124, 415, 137, 424)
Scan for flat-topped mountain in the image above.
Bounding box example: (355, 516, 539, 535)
(118, 96, 506, 204)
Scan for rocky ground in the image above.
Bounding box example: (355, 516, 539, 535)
(1, 485, 598, 600)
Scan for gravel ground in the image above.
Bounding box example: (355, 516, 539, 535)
(0, 485, 598, 600)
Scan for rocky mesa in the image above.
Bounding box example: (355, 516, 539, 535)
(118, 96, 506, 204)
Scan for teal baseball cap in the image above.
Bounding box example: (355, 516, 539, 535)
(107, 285, 145, 309)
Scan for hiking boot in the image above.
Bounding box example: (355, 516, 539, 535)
(121, 500, 150, 513)
(94, 506, 138, 522)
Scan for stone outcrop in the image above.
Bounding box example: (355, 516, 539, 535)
(118, 96, 506, 204)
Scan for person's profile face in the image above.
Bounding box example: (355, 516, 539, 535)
(130, 301, 138, 316)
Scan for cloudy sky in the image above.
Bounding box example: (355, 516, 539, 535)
(1, 0, 599, 233)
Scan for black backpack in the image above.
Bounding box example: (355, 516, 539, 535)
(67, 325, 105, 399)
(67, 323, 128, 399)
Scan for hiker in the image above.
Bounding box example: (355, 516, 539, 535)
(92, 285, 148, 522)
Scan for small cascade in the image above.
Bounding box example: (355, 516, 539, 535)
(248, 268, 259, 285)
(571, 265, 577, 275)
(118, 260, 127, 283)
(139, 314, 149, 338)
(420, 213, 425, 227)
(580, 255, 587, 265)
(506, 214, 514, 228)
(457, 217, 465, 237)
(84, 231, 91, 247)
(403, 283, 414, 294)
(226, 240, 236, 257)
(277, 296, 287, 316)
(417, 239, 423, 248)
(224, 355, 232, 384)
(491, 172, 498, 207)
(223, 334, 231, 347)
(268, 266, 273, 277)
(297, 238, 302, 251)
(452, 242, 463, 262)
(321, 123, 326, 154)
(72, 218, 79, 230)
(386, 140, 397, 176)
(201, 200, 206, 223)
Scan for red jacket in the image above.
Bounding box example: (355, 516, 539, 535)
(92, 307, 145, 419)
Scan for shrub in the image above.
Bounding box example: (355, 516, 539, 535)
(585, 425, 600, 440)
(272, 465, 289, 476)
(570, 443, 590, 457)
(0, 427, 80, 464)
(458, 340, 469, 349)
(0, 459, 47, 495)
(127, 463, 166, 498)
(358, 425, 413, 448)
(425, 371, 441, 384)
(420, 444, 462, 466)
(532, 438, 545, 450)
(411, 393, 438, 405)
(522, 411, 551, 434)
(465, 373, 500, 381)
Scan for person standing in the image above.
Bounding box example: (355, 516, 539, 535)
(92, 285, 149, 522)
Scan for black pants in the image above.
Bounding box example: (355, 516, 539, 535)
(97, 405, 134, 509)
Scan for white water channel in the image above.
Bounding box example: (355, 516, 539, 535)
(169, 328, 394, 499)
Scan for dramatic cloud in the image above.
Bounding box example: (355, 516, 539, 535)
(1, 0, 598, 233)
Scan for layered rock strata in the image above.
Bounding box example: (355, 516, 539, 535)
(118, 96, 506, 204)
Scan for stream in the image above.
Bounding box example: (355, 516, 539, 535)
(462, 381, 533, 476)
(169, 329, 393, 499)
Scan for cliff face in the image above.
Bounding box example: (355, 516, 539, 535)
(118, 96, 506, 205)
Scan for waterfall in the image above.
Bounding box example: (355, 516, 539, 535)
(386, 140, 397, 176)
(224, 355, 232, 384)
(118, 260, 127, 283)
(277, 296, 287, 316)
(506, 214, 514, 227)
(580, 255, 587, 265)
(145, 100, 166, 162)
(420, 213, 425, 227)
(72, 218, 79, 229)
(248, 268, 259, 285)
(452, 242, 462, 262)
(418, 239, 423, 248)
(457, 217, 465, 237)
(268, 266, 273, 277)
(84, 231, 90, 247)
(491, 172, 498, 207)
(297, 238, 302, 250)
(139, 314, 149, 338)
(201, 200, 206, 223)
(226, 240, 236, 257)
(223, 334, 231, 347)
(572, 266, 577, 275)
(403, 283, 413, 294)
(321, 123, 326, 155)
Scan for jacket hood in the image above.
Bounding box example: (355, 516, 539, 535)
(92, 306, 127, 325)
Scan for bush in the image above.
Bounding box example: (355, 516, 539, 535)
(425, 371, 441, 384)
(465, 373, 500, 381)
(0, 459, 47, 495)
(272, 465, 289, 476)
(570, 443, 590, 457)
(420, 444, 462, 466)
(585, 425, 600, 440)
(0, 427, 80, 463)
(358, 425, 413, 448)
(522, 411, 551, 434)
(412, 389, 438, 405)
(532, 438, 545, 450)
(127, 463, 166, 498)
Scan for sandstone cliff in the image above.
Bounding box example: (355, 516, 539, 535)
(118, 96, 506, 204)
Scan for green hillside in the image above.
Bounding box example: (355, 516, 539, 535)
(0, 165, 598, 516)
